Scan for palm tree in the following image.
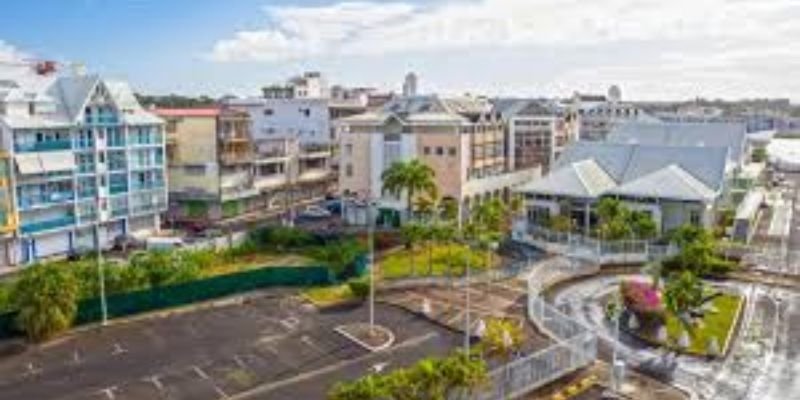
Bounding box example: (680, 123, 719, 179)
(663, 270, 705, 326)
(381, 159, 437, 221)
(12, 262, 80, 342)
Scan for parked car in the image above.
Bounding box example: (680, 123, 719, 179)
(298, 205, 333, 219)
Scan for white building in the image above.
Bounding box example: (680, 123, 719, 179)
(564, 87, 653, 141)
(0, 66, 166, 266)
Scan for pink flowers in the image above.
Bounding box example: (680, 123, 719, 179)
(621, 280, 663, 314)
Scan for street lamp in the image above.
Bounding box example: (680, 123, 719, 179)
(93, 223, 108, 326)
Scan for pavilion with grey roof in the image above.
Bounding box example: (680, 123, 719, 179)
(515, 141, 730, 235)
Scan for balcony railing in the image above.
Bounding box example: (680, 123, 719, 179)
(15, 140, 72, 152)
(85, 114, 119, 125)
(18, 192, 75, 210)
(130, 182, 165, 192)
(20, 215, 76, 234)
(220, 151, 254, 165)
(111, 207, 129, 218)
(109, 184, 129, 195)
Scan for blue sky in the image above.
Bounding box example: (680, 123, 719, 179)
(2, 0, 799, 101)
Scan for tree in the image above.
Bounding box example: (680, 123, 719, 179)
(439, 351, 489, 398)
(663, 225, 733, 277)
(663, 270, 705, 326)
(12, 263, 80, 342)
(596, 198, 633, 240)
(752, 147, 767, 163)
(630, 211, 658, 240)
(549, 214, 573, 233)
(311, 239, 365, 278)
(381, 159, 437, 220)
(481, 318, 525, 361)
(438, 197, 459, 222)
(400, 222, 425, 276)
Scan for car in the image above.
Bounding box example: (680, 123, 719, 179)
(298, 205, 333, 219)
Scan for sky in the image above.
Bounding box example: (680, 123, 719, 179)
(2, 0, 799, 101)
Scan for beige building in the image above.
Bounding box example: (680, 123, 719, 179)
(337, 96, 540, 225)
(157, 106, 334, 229)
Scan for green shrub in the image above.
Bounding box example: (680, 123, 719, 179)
(347, 277, 370, 298)
(12, 262, 79, 342)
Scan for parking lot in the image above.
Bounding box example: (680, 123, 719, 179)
(0, 290, 462, 400)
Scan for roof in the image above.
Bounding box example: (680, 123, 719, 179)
(608, 165, 717, 202)
(517, 158, 616, 198)
(607, 121, 747, 163)
(152, 108, 221, 117)
(519, 142, 728, 202)
(339, 95, 494, 127)
(491, 98, 558, 119)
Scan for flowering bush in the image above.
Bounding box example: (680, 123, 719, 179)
(620, 280, 666, 328)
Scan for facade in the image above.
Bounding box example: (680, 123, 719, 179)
(564, 88, 652, 141)
(0, 69, 166, 265)
(494, 99, 579, 173)
(262, 71, 328, 99)
(515, 142, 730, 237)
(337, 95, 540, 224)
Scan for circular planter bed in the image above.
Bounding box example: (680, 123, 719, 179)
(335, 323, 395, 352)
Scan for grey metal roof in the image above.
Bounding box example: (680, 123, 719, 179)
(516, 158, 616, 198)
(607, 121, 746, 163)
(522, 142, 728, 201)
(608, 164, 717, 202)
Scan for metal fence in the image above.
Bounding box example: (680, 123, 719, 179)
(456, 258, 598, 399)
(514, 225, 676, 264)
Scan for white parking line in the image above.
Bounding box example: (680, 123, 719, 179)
(300, 335, 321, 352)
(193, 365, 210, 380)
(72, 350, 81, 365)
(144, 375, 163, 391)
(24, 362, 41, 377)
(98, 386, 117, 400)
(214, 385, 230, 399)
(112, 342, 127, 356)
(232, 355, 248, 370)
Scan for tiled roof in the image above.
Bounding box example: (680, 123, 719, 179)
(516, 158, 615, 198)
(608, 164, 717, 202)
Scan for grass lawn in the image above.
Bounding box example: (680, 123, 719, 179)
(639, 293, 743, 356)
(200, 252, 318, 278)
(379, 244, 499, 279)
(301, 284, 357, 307)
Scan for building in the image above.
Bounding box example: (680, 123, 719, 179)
(516, 142, 729, 236)
(606, 121, 748, 171)
(262, 71, 328, 99)
(564, 87, 652, 141)
(156, 107, 266, 228)
(402, 72, 418, 97)
(493, 99, 579, 173)
(337, 95, 540, 224)
(0, 68, 166, 265)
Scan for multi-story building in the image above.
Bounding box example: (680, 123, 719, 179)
(494, 99, 579, 174)
(564, 87, 652, 141)
(337, 95, 540, 224)
(156, 107, 272, 228)
(0, 68, 166, 265)
(262, 71, 329, 100)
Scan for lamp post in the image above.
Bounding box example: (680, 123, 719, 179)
(464, 240, 471, 352)
(94, 223, 108, 326)
(367, 196, 376, 334)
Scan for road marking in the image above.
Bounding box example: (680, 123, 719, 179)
(193, 365, 210, 380)
(228, 332, 440, 399)
(144, 375, 163, 391)
(99, 386, 117, 400)
(280, 317, 299, 331)
(214, 385, 230, 399)
(72, 350, 81, 365)
(300, 335, 322, 352)
(24, 362, 41, 376)
(233, 355, 248, 369)
(112, 342, 127, 356)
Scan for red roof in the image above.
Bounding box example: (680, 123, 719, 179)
(153, 108, 220, 117)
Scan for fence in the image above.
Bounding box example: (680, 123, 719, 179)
(456, 258, 598, 399)
(514, 224, 676, 264)
(0, 257, 367, 339)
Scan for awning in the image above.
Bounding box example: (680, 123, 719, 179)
(39, 151, 76, 172)
(15, 153, 43, 175)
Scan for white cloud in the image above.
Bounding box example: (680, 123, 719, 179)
(209, 0, 798, 62)
(206, 0, 800, 99)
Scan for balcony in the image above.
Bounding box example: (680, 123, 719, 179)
(130, 182, 165, 192)
(18, 192, 75, 211)
(111, 207, 129, 218)
(298, 169, 332, 183)
(84, 114, 119, 126)
(15, 140, 72, 153)
(220, 151, 254, 165)
(20, 215, 76, 235)
(109, 184, 129, 195)
(299, 144, 331, 159)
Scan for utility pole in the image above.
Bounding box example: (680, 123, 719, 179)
(94, 224, 108, 326)
(368, 195, 375, 335)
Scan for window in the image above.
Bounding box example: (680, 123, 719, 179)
(263, 108, 274, 116)
(423, 146, 431, 155)
(184, 165, 206, 176)
(98, 152, 105, 163)
(344, 144, 353, 156)
(448, 147, 457, 156)
(345, 164, 353, 177)
(689, 210, 701, 226)
(166, 119, 178, 133)
(435, 147, 444, 156)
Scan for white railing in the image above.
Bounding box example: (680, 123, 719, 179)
(514, 224, 677, 264)
(453, 258, 598, 399)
